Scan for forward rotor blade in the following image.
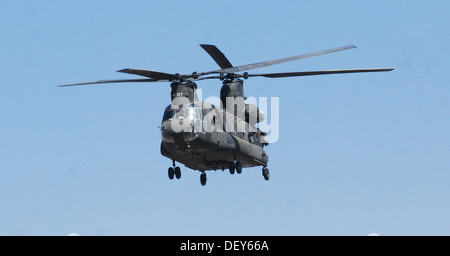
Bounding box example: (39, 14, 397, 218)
(247, 68, 395, 78)
(58, 78, 159, 87)
(210, 45, 357, 74)
(200, 44, 233, 69)
(117, 68, 177, 80)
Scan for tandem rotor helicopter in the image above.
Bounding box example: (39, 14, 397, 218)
(59, 44, 393, 186)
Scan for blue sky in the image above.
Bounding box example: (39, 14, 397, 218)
(1, 0, 449, 235)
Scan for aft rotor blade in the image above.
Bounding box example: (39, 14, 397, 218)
(210, 45, 357, 74)
(58, 78, 159, 87)
(200, 44, 233, 69)
(117, 68, 177, 80)
(247, 68, 395, 78)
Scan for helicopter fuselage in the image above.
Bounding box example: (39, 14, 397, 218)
(160, 102, 269, 172)
(161, 131, 268, 172)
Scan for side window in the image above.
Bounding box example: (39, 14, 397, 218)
(248, 133, 254, 143)
(162, 106, 175, 121)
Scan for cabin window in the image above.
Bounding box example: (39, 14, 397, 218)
(248, 133, 255, 143)
(162, 105, 175, 121)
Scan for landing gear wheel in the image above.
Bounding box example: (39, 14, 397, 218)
(229, 162, 235, 175)
(168, 167, 175, 180)
(174, 166, 181, 179)
(235, 161, 242, 174)
(200, 173, 207, 186)
(262, 167, 270, 181)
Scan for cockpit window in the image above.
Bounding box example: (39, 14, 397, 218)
(186, 103, 201, 117)
(162, 105, 176, 121)
(162, 103, 202, 122)
(185, 105, 200, 119)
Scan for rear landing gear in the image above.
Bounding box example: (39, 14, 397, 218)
(229, 162, 235, 175)
(262, 167, 270, 181)
(235, 161, 242, 174)
(200, 172, 207, 186)
(228, 161, 242, 175)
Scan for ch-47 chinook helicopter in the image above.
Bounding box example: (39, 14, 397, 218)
(59, 44, 393, 186)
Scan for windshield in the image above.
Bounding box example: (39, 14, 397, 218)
(162, 103, 202, 122)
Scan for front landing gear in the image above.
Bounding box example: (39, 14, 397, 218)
(168, 160, 181, 180)
(262, 167, 270, 181)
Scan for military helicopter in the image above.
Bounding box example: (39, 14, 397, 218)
(59, 44, 393, 186)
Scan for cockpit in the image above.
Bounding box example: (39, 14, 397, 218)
(162, 103, 202, 122)
(161, 103, 203, 143)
